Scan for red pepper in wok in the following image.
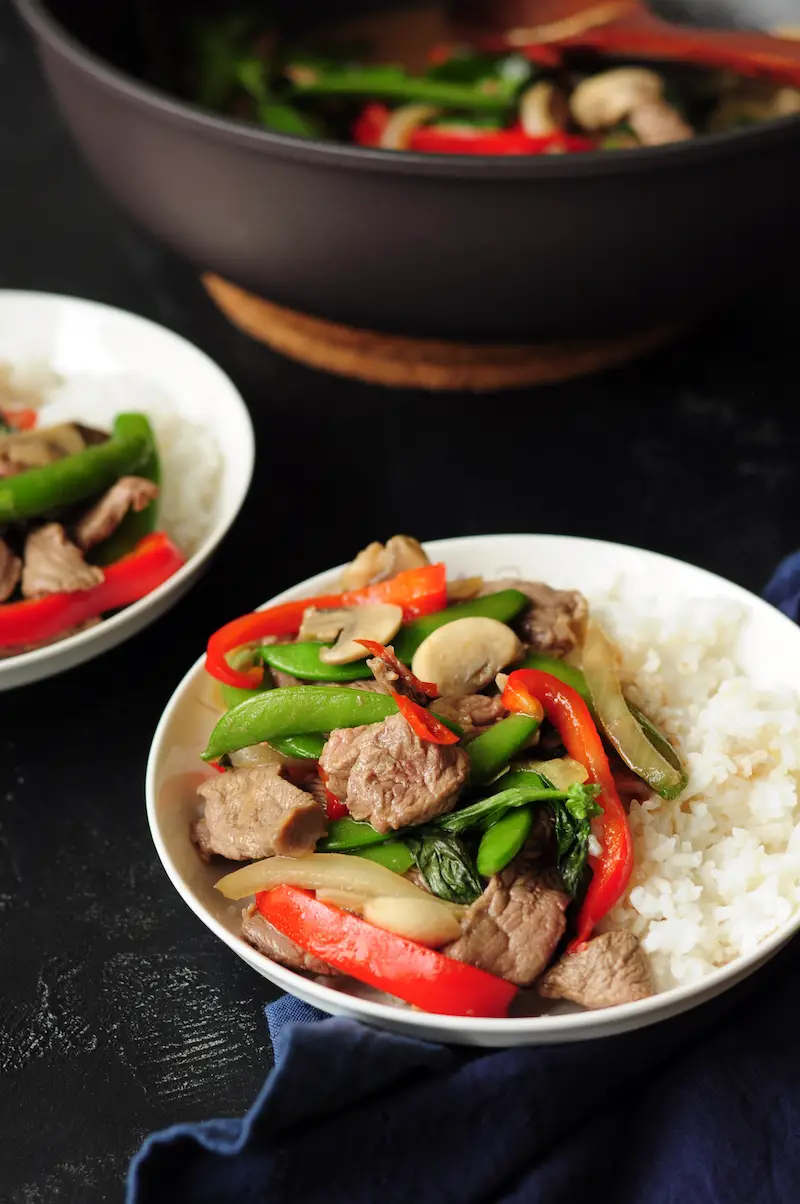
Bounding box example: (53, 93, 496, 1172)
(354, 104, 594, 153)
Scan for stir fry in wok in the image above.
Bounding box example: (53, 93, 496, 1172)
(183, 2, 800, 154)
(195, 535, 688, 1018)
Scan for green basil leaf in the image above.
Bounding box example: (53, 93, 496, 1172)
(405, 828, 482, 905)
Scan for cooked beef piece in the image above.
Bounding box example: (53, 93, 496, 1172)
(0, 618, 101, 658)
(446, 852, 569, 986)
(320, 678, 385, 692)
(74, 475, 159, 551)
(538, 931, 654, 1009)
(480, 578, 587, 658)
(194, 766, 327, 861)
(317, 724, 370, 800)
(21, 523, 104, 598)
(241, 903, 334, 975)
(429, 694, 506, 737)
(0, 538, 21, 602)
(0, 454, 26, 479)
(629, 101, 693, 146)
(319, 712, 469, 833)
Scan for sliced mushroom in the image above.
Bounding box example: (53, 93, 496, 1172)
(299, 603, 403, 665)
(339, 534, 429, 590)
(570, 68, 693, 145)
(446, 576, 484, 603)
(519, 80, 568, 136)
(411, 616, 523, 696)
(379, 104, 439, 150)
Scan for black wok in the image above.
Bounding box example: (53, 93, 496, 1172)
(13, 0, 800, 341)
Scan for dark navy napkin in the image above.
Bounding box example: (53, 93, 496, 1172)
(127, 555, 800, 1204)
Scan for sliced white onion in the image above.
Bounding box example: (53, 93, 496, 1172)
(229, 743, 285, 770)
(379, 104, 439, 150)
(215, 851, 454, 905)
(521, 756, 588, 789)
(315, 888, 368, 912)
(362, 896, 464, 947)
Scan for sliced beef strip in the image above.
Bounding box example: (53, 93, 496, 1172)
(21, 523, 104, 598)
(0, 538, 22, 602)
(480, 578, 587, 658)
(194, 765, 327, 861)
(317, 724, 372, 801)
(429, 693, 506, 738)
(319, 712, 469, 833)
(241, 903, 335, 976)
(538, 930, 654, 1009)
(446, 843, 569, 986)
(74, 475, 159, 551)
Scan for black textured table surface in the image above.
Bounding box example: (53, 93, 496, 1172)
(2, 4, 800, 1202)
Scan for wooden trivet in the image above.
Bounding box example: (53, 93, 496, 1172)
(203, 273, 676, 391)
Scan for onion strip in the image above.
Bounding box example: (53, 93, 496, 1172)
(582, 620, 686, 800)
(215, 851, 462, 911)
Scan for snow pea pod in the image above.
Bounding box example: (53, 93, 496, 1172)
(321, 817, 388, 852)
(260, 642, 369, 682)
(203, 687, 397, 760)
(270, 733, 326, 759)
(354, 842, 414, 875)
(0, 412, 154, 523)
(392, 589, 528, 663)
(219, 681, 268, 711)
(476, 808, 533, 877)
(468, 714, 540, 787)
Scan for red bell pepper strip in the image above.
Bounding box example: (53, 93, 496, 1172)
(0, 531, 185, 649)
(355, 638, 439, 698)
(391, 691, 459, 745)
(205, 563, 447, 691)
(501, 668, 633, 948)
(317, 765, 349, 820)
(257, 885, 517, 1017)
(353, 102, 391, 147)
(1, 407, 38, 431)
(409, 124, 594, 155)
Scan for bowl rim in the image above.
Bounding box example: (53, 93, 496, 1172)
(0, 288, 255, 679)
(15, 0, 800, 180)
(146, 532, 800, 1039)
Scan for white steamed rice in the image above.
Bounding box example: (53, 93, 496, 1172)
(594, 582, 800, 992)
(11, 363, 223, 557)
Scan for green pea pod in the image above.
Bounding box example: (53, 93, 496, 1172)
(203, 687, 397, 761)
(354, 842, 414, 875)
(219, 681, 271, 711)
(476, 808, 533, 877)
(393, 589, 528, 663)
(260, 642, 369, 682)
(270, 733, 326, 759)
(0, 413, 154, 524)
(320, 817, 387, 852)
(91, 418, 161, 566)
(468, 714, 540, 787)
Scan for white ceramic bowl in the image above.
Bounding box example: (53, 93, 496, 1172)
(146, 534, 800, 1046)
(0, 291, 254, 690)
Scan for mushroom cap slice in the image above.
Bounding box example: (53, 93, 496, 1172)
(411, 616, 524, 696)
(570, 67, 665, 130)
(519, 81, 567, 136)
(301, 603, 404, 665)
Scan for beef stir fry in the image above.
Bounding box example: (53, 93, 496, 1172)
(0, 403, 184, 657)
(182, 2, 800, 155)
(195, 535, 686, 1018)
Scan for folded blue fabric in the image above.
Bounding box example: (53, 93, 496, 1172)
(128, 564, 800, 1204)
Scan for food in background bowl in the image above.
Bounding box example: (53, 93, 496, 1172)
(0, 359, 221, 659)
(185, 531, 799, 1021)
(183, 3, 800, 154)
